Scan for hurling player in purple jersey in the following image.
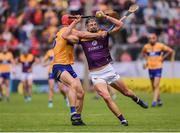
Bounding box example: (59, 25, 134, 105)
(63, 12, 148, 126)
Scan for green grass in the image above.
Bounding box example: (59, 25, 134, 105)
(0, 92, 180, 132)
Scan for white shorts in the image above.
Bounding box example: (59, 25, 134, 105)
(21, 72, 33, 81)
(90, 64, 120, 85)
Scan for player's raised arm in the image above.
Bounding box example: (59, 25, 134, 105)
(62, 15, 107, 41)
(98, 11, 123, 34)
(74, 29, 107, 39)
(61, 15, 81, 44)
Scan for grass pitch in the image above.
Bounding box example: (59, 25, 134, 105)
(0, 92, 180, 132)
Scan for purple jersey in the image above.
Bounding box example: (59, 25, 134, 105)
(79, 34, 112, 70)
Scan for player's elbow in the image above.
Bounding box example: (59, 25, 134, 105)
(117, 21, 123, 28)
(169, 49, 174, 54)
(113, 22, 123, 32)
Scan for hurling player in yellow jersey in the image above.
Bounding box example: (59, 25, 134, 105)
(53, 14, 106, 126)
(0, 47, 14, 102)
(43, 49, 69, 108)
(142, 33, 174, 107)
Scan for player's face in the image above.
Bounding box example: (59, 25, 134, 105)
(86, 20, 99, 33)
(149, 34, 157, 44)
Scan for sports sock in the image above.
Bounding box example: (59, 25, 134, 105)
(132, 96, 139, 103)
(70, 106, 77, 115)
(48, 100, 53, 103)
(118, 114, 126, 122)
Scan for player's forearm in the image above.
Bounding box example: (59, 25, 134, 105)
(105, 15, 123, 27)
(105, 15, 123, 34)
(78, 31, 103, 39)
(163, 50, 174, 60)
(62, 21, 77, 39)
(163, 52, 171, 60)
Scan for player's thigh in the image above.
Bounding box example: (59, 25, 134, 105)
(94, 83, 111, 99)
(60, 71, 76, 88)
(27, 74, 33, 85)
(110, 79, 129, 93)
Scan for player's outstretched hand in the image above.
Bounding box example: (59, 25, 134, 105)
(95, 11, 105, 18)
(74, 15, 82, 23)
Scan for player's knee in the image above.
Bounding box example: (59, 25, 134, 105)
(77, 89, 85, 99)
(80, 89, 85, 97)
(153, 83, 159, 89)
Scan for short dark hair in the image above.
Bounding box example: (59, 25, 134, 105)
(85, 17, 97, 25)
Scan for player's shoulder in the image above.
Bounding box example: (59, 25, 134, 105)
(47, 49, 54, 55)
(58, 27, 68, 33)
(143, 43, 150, 48)
(28, 53, 34, 58)
(156, 42, 167, 49)
(7, 51, 13, 56)
(56, 27, 69, 39)
(19, 54, 24, 60)
(156, 42, 165, 46)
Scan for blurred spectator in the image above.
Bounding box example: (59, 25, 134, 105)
(33, 8, 43, 25)
(127, 25, 138, 44)
(22, 21, 34, 38)
(0, 0, 10, 23)
(0, 33, 6, 47)
(167, 20, 178, 46)
(6, 12, 18, 29)
(158, 31, 169, 44)
(30, 31, 40, 56)
(8, 0, 20, 13)
(119, 51, 132, 62)
(68, 0, 85, 15)
(2, 28, 12, 42)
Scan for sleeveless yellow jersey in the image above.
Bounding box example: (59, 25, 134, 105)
(44, 49, 54, 73)
(142, 42, 172, 69)
(53, 27, 74, 65)
(0, 52, 13, 73)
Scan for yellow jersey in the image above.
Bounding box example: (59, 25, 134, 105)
(0, 52, 13, 73)
(142, 42, 172, 69)
(53, 27, 74, 65)
(44, 49, 54, 73)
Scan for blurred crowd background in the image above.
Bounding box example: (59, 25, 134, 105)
(0, 0, 179, 62)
